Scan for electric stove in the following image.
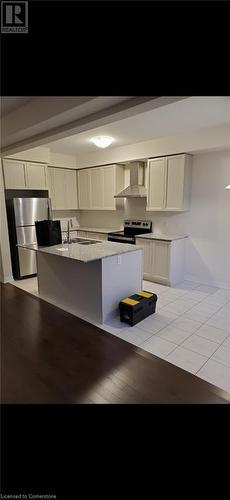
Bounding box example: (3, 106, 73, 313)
(108, 219, 152, 245)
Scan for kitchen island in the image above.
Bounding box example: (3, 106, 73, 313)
(18, 241, 143, 324)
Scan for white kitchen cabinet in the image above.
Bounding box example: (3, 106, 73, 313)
(26, 162, 47, 189)
(47, 167, 78, 209)
(76, 231, 107, 240)
(77, 164, 124, 210)
(147, 154, 192, 211)
(153, 241, 170, 283)
(103, 165, 125, 210)
(47, 168, 65, 209)
(136, 237, 186, 286)
(102, 165, 124, 210)
(90, 168, 104, 209)
(76, 231, 87, 238)
(147, 158, 166, 210)
(3, 159, 48, 190)
(138, 238, 153, 275)
(78, 169, 91, 209)
(165, 155, 192, 210)
(3, 159, 27, 189)
(86, 231, 107, 241)
(103, 166, 116, 210)
(65, 169, 78, 209)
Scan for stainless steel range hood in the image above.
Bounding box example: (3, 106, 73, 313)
(114, 162, 147, 198)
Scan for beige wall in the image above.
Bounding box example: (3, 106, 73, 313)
(49, 152, 77, 168)
(5, 146, 50, 163)
(4, 148, 77, 168)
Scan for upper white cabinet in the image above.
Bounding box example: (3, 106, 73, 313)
(3, 159, 27, 189)
(3, 159, 47, 189)
(147, 154, 192, 211)
(78, 164, 124, 210)
(147, 157, 167, 210)
(103, 165, 118, 210)
(47, 167, 78, 210)
(26, 162, 47, 189)
(78, 169, 91, 209)
(90, 168, 104, 209)
(3, 159, 47, 190)
(65, 169, 79, 209)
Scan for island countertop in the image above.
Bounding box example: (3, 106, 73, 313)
(18, 241, 142, 263)
(136, 233, 188, 241)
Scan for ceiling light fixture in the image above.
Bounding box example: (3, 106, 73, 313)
(225, 185, 230, 189)
(90, 136, 114, 148)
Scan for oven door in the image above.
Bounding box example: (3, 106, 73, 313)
(108, 235, 135, 244)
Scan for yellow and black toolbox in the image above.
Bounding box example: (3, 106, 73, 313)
(119, 291, 157, 327)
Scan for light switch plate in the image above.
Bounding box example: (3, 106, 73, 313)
(117, 255, 122, 265)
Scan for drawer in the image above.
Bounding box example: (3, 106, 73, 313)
(86, 231, 107, 240)
(77, 231, 87, 238)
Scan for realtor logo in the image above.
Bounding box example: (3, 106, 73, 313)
(1, 1, 28, 33)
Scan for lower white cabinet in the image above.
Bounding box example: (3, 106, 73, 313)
(76, 231, 87, 238)
(77, 231, 107, 241)
(137, 238, 153, 275)
(47, 167, 78, 209)
(86, 231, 107, 241)
(136, 237, 186, 286)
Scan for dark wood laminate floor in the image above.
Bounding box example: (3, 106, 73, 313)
(1, 283, 229, 404)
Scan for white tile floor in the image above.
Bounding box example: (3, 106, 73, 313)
(12, 277, 39, 296)
(11, 277, 230, 394)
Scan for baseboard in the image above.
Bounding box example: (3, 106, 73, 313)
(184, 274, 230, 290)
(143, 273, 170, 286)
(0, 275, 14, 284)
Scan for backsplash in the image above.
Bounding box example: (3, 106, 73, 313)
(78, 209, 124, 230)
(78, 197, 189, 235)
(53, 211, 81, 231)
(53, 198, 190, 235)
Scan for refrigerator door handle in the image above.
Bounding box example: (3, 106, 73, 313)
(47, 198, 53, 220)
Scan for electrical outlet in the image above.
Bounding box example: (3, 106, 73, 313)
(117, 255, 122, 265)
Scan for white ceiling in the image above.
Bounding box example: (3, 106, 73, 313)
(47, 97, 230, 155)
(2, 95, 163, 153)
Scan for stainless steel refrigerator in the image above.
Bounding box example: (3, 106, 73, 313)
(12, 197, 52, 278)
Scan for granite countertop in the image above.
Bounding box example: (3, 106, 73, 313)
(136, 233, 188, 241)
(61, 226, 122, 234)
(18, 241, 142, 263)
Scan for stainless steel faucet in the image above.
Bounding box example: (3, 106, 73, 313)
(63, 219, 73, 244)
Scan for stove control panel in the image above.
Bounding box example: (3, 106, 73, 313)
(124, 220, 152, 231)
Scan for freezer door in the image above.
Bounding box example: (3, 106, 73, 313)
(16, 226, 37, 276)
(14, 197, 49, 226)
